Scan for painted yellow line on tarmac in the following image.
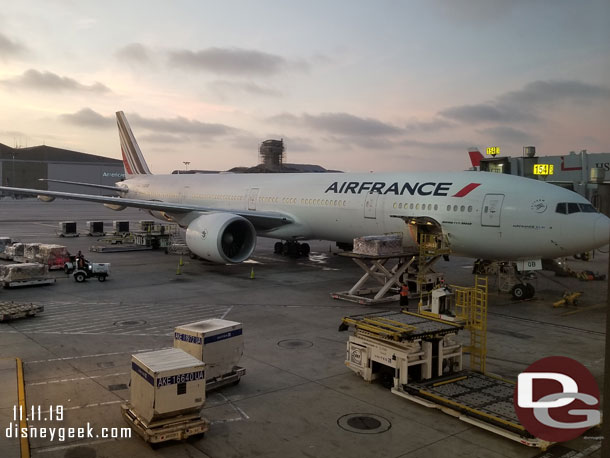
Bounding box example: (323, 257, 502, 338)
(16, 357, 30, 458)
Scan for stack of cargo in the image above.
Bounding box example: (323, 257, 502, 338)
(37, 244, 70, 270)
(353, 234, 403, 256)
(0, 238, 12, 259)
(3, 243, 24, 259)
(0, 263, 48, 283)
(24, 243, 42, 262)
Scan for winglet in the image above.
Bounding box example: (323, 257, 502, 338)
(116, 111, 151, 175)
(468, 148, 483, 167)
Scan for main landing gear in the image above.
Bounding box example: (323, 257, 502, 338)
(274, 241, 311, 258)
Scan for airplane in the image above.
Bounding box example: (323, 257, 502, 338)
(0, 111, 608, 270)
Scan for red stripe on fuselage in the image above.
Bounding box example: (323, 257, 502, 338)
(452, 183, 481, 197)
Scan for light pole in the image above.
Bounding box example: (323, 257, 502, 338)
(183, 161, 190, 173)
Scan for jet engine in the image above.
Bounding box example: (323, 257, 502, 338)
(185, 213, 256, 264)
(103, 203, 126, 211)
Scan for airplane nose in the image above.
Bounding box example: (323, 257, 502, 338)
(594, 215, 610, 247)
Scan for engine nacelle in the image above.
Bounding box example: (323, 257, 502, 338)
(186, 213, 256, 264)
(103, 203, 126, 211)
(37, 195, 55, 202)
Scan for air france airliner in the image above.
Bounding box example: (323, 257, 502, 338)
(1, 111, 608, 265)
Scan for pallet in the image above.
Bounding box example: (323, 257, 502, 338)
(90, 245, 152, 253)
(0, 301, 44, 321)
(121, 403, 209, 444)
(393, 371, 552, 449)
(206, 367, 246, 391)
(2, 278, 55, 288)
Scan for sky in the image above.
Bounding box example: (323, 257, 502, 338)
(0, 0, 608, 173)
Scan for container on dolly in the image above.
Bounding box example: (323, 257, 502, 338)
(122, 348, 209, 444)
(174, 319, 245, 390)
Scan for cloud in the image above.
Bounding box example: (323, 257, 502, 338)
(432, 0, 529, 23)
(60, 108, 114, 128)
(128, 113, 237, 137)
(60, 109, 239, 141)
(115, 42, 152, 65)
(139, 133, 188, 144)
(500, 80, 610, 106)
(439, 103, 531, 124)
(1, 69, 110, 93)
(477, 126, 536, 144)
(439, 80, 610, 125)
(0, 32, 26, 59)
(168, 47, 299, 75)
(404, 118, 455, 133)
(270, 112, 403, 137)
(208, 80, 282, 98)
(303, 113, 403, 137)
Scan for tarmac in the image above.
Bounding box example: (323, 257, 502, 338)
(0, 198, 607, 458)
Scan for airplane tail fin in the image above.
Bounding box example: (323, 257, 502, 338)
(468, 148, 483, 167)
(116, 111, 152, 175)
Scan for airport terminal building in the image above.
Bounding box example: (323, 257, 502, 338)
(0, 143, 124, 195)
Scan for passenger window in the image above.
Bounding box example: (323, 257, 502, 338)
(468, 205, 472, 212)
(410, 203, 414, 210)
(434, 204, 438, 211)
(447, 205, 451, 211)
(453, 205, 458, 212)
(416, 204, 420, 210)
(567, 203, 580, 214)
(398, 203, 402, 209)
(460, 205, 465, 212)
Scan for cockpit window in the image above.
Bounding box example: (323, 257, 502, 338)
(556, 202, 597, 214)
(567, 203, 580, 214)
(579, 203, 597, 213)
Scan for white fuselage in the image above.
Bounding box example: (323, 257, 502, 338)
(120, 171, 609, 260)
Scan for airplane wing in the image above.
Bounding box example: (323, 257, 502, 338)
(0, 186, 293, 230)
(38, 179, 127, 193)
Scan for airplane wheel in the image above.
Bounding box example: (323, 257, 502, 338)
(74, 272, 86, 283)
(511, 284, 527, 300)
(274, 242, 284, 254)
(299, 243, 311, 257)
(525, 283, 535, 299)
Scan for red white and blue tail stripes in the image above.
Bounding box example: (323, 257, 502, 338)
(116, 111, 151, 175)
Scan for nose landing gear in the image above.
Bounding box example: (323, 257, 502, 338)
(510, 282, 535, 300)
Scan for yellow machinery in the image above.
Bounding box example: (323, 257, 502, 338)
(453, 276, 488, 373)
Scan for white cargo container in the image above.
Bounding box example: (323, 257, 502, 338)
(174, 319, 243, 381)
(130, 348, 206, 424)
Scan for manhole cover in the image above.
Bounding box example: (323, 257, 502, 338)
(337, 413, 391, 434)
(277, 339, 313, 349)
(114, 319, 146, 327)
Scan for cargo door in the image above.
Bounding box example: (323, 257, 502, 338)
(364, 192, 379, 219)
(248, 188, 259, 211)
(481, 193, 504, 227)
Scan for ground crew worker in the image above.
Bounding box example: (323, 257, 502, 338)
(400, 283, 409, 307)
(76, 250, 85, 269)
